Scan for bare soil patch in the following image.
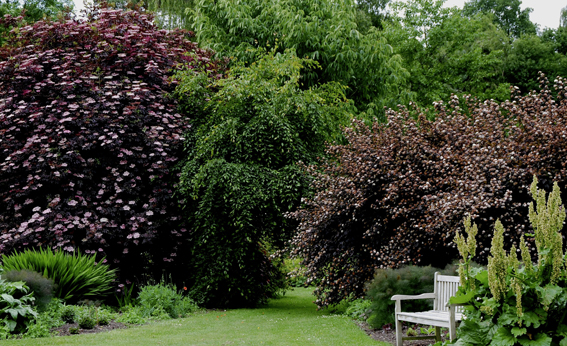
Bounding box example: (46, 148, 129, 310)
(51, 321, 129, 337)
(357, 322, 449, 346)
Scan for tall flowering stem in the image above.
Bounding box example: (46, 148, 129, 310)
(455, 216, 477, 291)
(528, 176, 566, 285)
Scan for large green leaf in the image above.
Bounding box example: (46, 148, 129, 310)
(459, 319, 490, 345)
(491, 327, 517, 346)
(518, 333, 552, 346)
(473, 268, 489, 286)
(450, 291, 476, 305)
(6, 319, 16, 332)
(536, 285, 562, 308)
(1, 294, 16, 304)
(511, 327, 527, 338)
(522, 309, 546, 328)
(498, 304, 521, 326)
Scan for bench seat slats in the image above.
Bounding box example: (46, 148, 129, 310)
(397, 310, 463, 325)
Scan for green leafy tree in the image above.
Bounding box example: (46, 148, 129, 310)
(186, 0, 410, 111)
(0, 0, 73, 45)
(356, 0, 391, 30)
(143, 0, 194, 30)
(173, 49, 352, 307)
(0, 0, 73, 21)
(385, 0, 510, 106)
(542, 27, 567, 55)
(504, 34, 567, 92)
(463, 0, 536, 38)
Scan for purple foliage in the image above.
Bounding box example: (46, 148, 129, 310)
(0, 4, 226, 283)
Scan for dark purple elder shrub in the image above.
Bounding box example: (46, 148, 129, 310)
(290, 74, 567, 308)
(0, 4, 226, 284)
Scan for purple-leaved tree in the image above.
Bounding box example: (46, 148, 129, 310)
(0, 3, 226, 285)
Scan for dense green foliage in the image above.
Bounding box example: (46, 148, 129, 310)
(137, 282, 198, 318)
(504, 34, 567, 93)
(0, 0, 73, 45)
(0, 278, 36, 335)
(365, 265, 455, 329)
(174, 49, 351, 307)
(3, 269, 55, 311)
(186, 0, 409, 109)
(2, 248, 116, 302)
(0, 0, 72, 21)
(462, 0, 536, 38)
(452, 177, 567, 346)
(385, 1, 510, 105)
(145, 0, 567, 111)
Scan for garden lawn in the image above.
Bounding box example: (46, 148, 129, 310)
(4, 288, 385, 346)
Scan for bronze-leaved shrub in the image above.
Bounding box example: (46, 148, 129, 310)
(290, 74, 567, 308)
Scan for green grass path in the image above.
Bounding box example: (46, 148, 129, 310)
(5, 288, 387, 346)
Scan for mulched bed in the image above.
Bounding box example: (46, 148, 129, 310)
(51, 321, 129, 337)
(357, 322, 449, 346)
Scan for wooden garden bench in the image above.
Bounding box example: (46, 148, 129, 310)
(391, 272, 462, 346)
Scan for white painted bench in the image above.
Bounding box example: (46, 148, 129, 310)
(391, 272, 462, 346)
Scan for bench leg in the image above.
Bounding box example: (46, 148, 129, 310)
(435, 326, 441, 342)
(395, 316, 404, 346)
(448, 305, 457, 341)
(449, 323, 457, 341)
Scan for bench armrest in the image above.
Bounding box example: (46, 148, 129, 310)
(391, 293, 436, 301)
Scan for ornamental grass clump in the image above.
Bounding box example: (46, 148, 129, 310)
(2, 248, 116, 302)
(451, 176, 567, 346)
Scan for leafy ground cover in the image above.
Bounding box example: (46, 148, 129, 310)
(1, 288, 384, 345)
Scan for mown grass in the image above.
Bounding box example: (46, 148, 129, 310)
(4, 287, 386, 346)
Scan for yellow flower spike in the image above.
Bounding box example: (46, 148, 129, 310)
(528, 176, 566, 284)
(487, 220, 507, 302)
(519, 235, 533, 274)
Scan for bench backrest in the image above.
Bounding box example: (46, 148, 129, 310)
(433, 272, 462, 312)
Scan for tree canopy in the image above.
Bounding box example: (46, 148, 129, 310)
(186, 0, 410, 111)
(463, 0, 536, 38)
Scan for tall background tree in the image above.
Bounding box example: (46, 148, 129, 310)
(462, 0, 536, 38)
(0, 0, 73, 45)
(173, 49, 353, 307)
(185, 0, 410, 112)
(384, 0, 511, 106)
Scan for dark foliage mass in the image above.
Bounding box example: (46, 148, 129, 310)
(0, 4, 226, 284)
(365, 265, 455, 329)
(290, 74, 567, 308)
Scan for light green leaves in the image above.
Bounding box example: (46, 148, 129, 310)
(2, 248, 116, 302)
(492, 327, 517, 346)
(0, 279, 37, 333)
